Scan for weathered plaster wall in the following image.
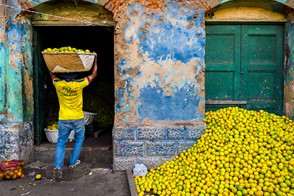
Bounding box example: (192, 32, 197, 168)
(0, 122, 33, 161)
(0, 0, 293, 170)
(114, 1, 206, 124)
(285, 14, 294, 119)
(107, 0, 208, 170)
(32, 1, 114, 26)
(0, 0, 34, 161)
(208, 7, 286, 21)
(0, 0, 33, 123)
(0, 0, 6, 114)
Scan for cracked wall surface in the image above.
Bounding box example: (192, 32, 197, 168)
(0, 0, 293, 169)
(285, 15, 294, 119)
(114, 1, 206, 124)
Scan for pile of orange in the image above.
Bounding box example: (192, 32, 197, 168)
(0, 160, 25, 180)
(134, 107, 294, 196)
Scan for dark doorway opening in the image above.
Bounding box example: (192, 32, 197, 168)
(33, 26, 114, 149)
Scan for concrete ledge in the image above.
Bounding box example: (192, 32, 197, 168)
(127, 169, 138, 196)
(32, 146, 113, 165)
(113, 156, 174, 171)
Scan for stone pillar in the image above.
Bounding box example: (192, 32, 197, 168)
(0, 1, 34, 162)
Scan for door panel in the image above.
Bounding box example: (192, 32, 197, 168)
(241, 25, 283, 114)
(206, 72, 235, 100)
(247, 72, 275, 98)
(205, 25, 241, 111)
(205, 24, 284, 115)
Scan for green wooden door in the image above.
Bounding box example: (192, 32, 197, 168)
(205, 24, 284, 115)
(33, 29, 47, 145)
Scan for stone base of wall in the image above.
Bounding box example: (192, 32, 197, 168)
(0, 122, 34, 162)
(113, 122, 206, 171)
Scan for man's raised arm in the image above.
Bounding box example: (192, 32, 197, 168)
(87, 53, 98, 83)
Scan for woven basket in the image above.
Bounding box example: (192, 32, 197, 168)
(42, 52, 95, 73)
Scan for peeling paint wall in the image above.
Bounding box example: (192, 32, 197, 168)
(285, 14, 294, 119)
(0, 0, 293, 170)
(1, 0, 33, 123)
(114, 1, 206, 124)
(32, 1, 114, 26)
(206, 7, 286, 21)
(0, 0, 34, 161)
(0, 0, 6, 114)
(105, 0, 208, 170)
(0, 122, 33, 161)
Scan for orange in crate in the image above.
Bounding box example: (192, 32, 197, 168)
(0, 160, 25, 180)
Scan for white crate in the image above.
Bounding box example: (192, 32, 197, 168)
(44, 129, 75, 143)
(84, 111, 97, 125)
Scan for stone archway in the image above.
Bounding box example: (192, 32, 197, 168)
(29, 0, 116, 146)
(20, 0, 123, 18)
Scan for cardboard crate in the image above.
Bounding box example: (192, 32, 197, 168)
(42, 52, 95, 73)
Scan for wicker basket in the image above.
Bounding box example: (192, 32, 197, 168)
(42, 52, 95, 73)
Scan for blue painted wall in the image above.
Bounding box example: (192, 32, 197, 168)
(0, 11, 6, 114)
(0, 0, 35, 161)
(115, 1, 206, 123)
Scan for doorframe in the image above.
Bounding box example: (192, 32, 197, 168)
(204, 21, 286, 114)
(33, 27, 47, 145)
(32, 25, 116, 145)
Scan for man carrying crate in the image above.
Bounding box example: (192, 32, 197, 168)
(49, 54, 98, 182)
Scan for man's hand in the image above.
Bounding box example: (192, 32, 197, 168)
(49, 71, 56, 79)
(88, 53, 98, 83)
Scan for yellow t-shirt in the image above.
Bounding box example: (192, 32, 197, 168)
(53, 77, 89, 120)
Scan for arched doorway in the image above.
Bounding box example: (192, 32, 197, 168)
(204, 0, 293, 116)
(32, 0, 115, 166)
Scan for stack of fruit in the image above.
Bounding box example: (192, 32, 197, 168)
(0, 160, 25, 180)
(42, 46, 95, 73)
(134, 107, 294, 196)
(42, 46, 91, 53)
(46, 122, 58, 130)
(44, 121, 75, 143)
(83, 94, 113, 129)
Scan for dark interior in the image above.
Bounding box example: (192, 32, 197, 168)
(34, 26, 114, 143)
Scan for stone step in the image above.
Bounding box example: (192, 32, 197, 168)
(30, 131, 113, 169)
(25, 161, 92, 181)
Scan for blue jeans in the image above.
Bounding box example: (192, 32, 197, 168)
(54, 118, 85, 169)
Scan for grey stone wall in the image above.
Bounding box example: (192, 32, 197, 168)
(113, 123, 206, 171)
(0, 122, 34, 162)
